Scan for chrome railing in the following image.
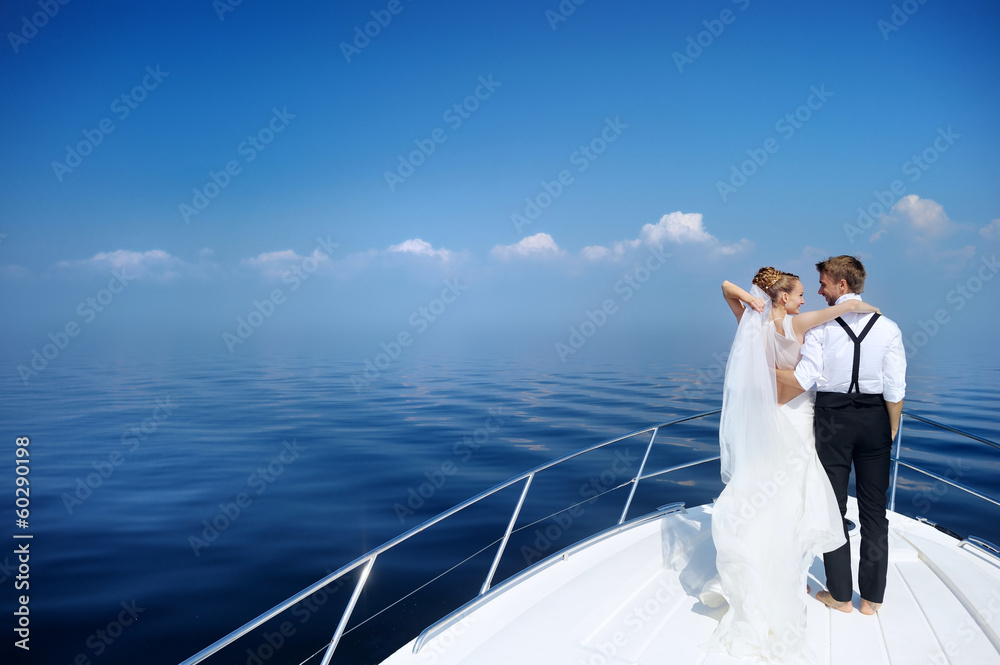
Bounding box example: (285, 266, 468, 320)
(890, 411, 1000, 563)
(890, 411, 1000, 513)
(179, 409, 723, 665)
(181, 407, 1000, 665)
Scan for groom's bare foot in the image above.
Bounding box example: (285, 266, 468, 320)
(860, 599, 882, 615)
(817, 591, 853, 613)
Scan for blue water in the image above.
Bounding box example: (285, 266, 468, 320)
(1, 355, 998, 665)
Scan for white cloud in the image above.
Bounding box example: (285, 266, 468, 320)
(491, 233, 563, 260)
(614, 239, 641, 254)
(639, 212, 750, 256)
(640, 212, 716, 247)
(580, 245, 610, 261)
(57, 249, 190, 281)
(242, 248, 330, 279)
(244, 249, 302, 266)
(243, 249, 301, 275)
(579, 239, 642, 262)
(583, 212, 751, 262)
(980, 219, 1000, 241)
(880, 195, 956, 239)
(869, 195, 982, 270)
(92, 249, 173, 270)
(387, 238, 452, 261)
(238, 238, 458, 282)
(718, 239, 754, 255)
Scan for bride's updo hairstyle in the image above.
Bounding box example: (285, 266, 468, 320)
(752, 266, 800, 305)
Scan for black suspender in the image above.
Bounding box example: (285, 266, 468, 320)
(834, 313, 880, 394)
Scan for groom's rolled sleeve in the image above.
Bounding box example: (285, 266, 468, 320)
(794, 328, 824, 391)
(882, 326, 906, 402)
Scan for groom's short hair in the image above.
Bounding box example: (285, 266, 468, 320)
(816, 255, 866, 293)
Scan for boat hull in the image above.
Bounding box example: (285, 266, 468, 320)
(380, 497, 1000, 664)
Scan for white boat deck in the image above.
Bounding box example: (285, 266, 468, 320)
(381, 498, 1000, 664)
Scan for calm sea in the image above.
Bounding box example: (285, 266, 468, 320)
(1, 354, 997, 665)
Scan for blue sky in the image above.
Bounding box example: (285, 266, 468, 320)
(2, 0, 998, 374)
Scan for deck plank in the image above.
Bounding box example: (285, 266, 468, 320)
(828, 605, 889, 664)
(581, 569, 697, 664)
(640, 593, 723, 665)
(901, 530, 1000, 649)
(896, 560, 1000, 664)
(877, 561, 949, 664)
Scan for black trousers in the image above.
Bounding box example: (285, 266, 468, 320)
(814, 392, 893, 604)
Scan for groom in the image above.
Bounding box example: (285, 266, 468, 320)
(779, 255, 906, 615)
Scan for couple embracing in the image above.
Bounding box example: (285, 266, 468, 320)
(704, 255, 906, 662)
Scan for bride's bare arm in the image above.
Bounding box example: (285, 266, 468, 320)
(722, 280, 766, 323)
(791, 299, 880, 339)
(776, 368, 804, 391)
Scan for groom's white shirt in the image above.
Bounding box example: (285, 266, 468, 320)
(794, 294, 907, 401)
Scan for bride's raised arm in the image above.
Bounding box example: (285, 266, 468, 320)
(791, 298, 881, 339)
(722, 280, 766, 323)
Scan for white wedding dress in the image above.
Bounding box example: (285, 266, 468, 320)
(701, 292, 845, 663)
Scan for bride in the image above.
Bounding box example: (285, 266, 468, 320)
(702, 267, 880, 662)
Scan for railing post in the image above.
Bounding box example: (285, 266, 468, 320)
(619, 427, 658, 525)
(319, 556, 376, 665)
(480, 474, 534, 595)
(890, 414, 904, 513)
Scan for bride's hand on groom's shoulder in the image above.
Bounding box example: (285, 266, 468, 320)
(852, 300, 881, 315)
